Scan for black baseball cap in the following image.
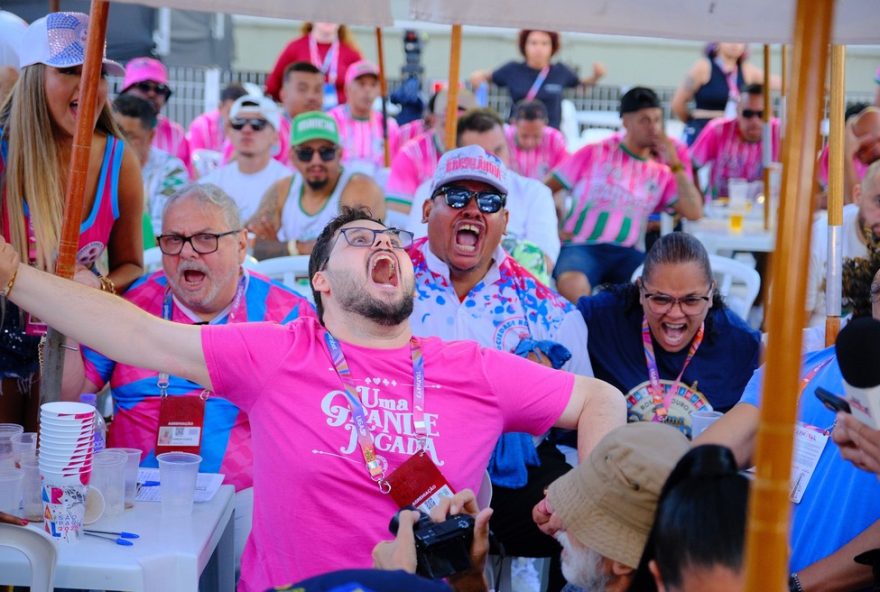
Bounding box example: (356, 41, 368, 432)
(619, 87, 661, 116)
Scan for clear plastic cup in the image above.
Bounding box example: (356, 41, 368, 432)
(157, 452, 202, 517)
(11, 432, 37, 466)
(107, 448, 142, 509)
(91, 450, 127, 517)
(690, 410, 724, 439)
(0, 468, 23, 513)
(20, 458, 42, 521)
(0, 423, 24, 470)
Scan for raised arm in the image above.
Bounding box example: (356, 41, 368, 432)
(671, 59, 709, 123)
(0, 242, 211, 390)
(693, 402, 760, 468)
(554, 375, 626, 461)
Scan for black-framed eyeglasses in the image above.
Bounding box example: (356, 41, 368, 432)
(230, 118, 270, 132)
(741, 109, 764, 119)
(336, 227, 414, 250)
(156, 230, 241, 255)
(639, 282, 714, 315)
(294, 146, 337, 163)
(133, 80, 172, 98)
(432, 186, 507, 214)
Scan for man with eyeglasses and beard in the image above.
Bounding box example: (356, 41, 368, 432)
(689, 83, 780, 201)
(199, 95, 291, 222)
(0, 197, 625, 590)
(121, 57, 190, 165)
(247, 111, 385, 258)
(59, 183, 315, 573)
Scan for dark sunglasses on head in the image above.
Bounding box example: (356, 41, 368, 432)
(230, 118, 270, 132)
(433, 186, 506, 214)
(741, 109, 764, 119)
(133, 80, 172, 98)
(294, 146, 337, 163)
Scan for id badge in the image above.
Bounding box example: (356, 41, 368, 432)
(322, 82, 339, 111)
(156, 395, 205, 455)
(25, 313, 48, 336)
(790, 421, 829, 504)
(386, 452, 455, 512)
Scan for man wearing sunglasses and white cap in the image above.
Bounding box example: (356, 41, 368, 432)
(247, 110, 385, 257)
(199, 94, 291, 223)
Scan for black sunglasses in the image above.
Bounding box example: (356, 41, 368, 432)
(741, 109, 764, 119)
(133, 80, 172, 98)
(432, 186, 506, 214)
(294, 146, 337, 163)
(230, 118, 270, 132)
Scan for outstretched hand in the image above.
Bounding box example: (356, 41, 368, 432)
(833, 412, 880, 475)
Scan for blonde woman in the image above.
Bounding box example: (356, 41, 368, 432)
(0, 12, 143, 429)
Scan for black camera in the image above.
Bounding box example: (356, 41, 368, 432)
(389, 507, 475, 580)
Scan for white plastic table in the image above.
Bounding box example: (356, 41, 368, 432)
(682, 215, 775, 254)
(0, 484, 235, 591)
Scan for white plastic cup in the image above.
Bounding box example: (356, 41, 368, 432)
(20, 458, 42, 521)
(690, 410, 724, 439)
(728, 178, 749, 205)
(40, 401, 95, 419)
(108, 448, 142, 509)
(157, 452, 201, 517)
(0, 468, 23, 513)
(41, 479, 88, 543)
(91, 450, 127, 517)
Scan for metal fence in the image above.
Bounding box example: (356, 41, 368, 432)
(110, 65, 874, 133)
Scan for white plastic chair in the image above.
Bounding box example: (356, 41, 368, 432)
(0, 523, 57, 592)
(143, 246, 163, 273)
(251, 255, 313, 301)
(631, 254, 761, 320)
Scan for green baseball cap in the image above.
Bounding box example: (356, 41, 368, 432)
(290, 111, 340, 146)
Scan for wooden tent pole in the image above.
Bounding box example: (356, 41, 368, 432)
(825, 45, 846, 346)
(375, 27, 391, 168)
(40, 0, 110, 405)
(743, 1, 835, 590)
(763, 45, 772, 230)
(444, 24, 462, 150)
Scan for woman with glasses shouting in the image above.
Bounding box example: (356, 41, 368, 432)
(575, 232, 761, 438)
(0, 12, 145, 429)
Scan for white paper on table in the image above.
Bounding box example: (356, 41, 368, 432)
(135, 468, 225, 503)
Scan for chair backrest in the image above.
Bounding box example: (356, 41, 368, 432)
(630, 254, 761, 320)
(0, 524, 57, 592)
(251, 255, 313, 301)
(143, 246, 163, 273)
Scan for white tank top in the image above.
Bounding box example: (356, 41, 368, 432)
(277, 167, 357, 242)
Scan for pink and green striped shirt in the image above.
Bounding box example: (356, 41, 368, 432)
(504, 124, 568, 181)
(328, 105, 400, 170)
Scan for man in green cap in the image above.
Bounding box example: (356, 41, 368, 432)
(248, 111, 385, 257)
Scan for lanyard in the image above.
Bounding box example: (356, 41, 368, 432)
(525, 65, 551, 102)
(309, 35, 340, 84)
(798, 357, 834, 400)
(157, 274, 247, 396)
(715, 57, 741, 102)
(642, 316, 705, 422)
(323, 332, 426, 493)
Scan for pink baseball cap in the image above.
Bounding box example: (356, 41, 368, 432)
(122, 57, 168, 92)
(344, 60, 380, 87)
(17, 12, 124, 76)
(431, 145, 509, 195)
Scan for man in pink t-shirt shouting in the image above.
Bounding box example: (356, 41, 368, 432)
(546, 87, 703, 303)
(0, 208, 625, 591)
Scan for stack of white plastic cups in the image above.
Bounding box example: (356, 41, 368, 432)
(39, 402, 96, 543)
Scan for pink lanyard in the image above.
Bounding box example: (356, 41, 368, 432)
(525, 65, 551, 101)
(309, 35, 340, 84)
(715, 57, 740, 103)
(323, 332, 426, 493)
(642, 316, 705, 422)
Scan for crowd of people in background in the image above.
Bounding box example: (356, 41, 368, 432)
(3, 9, 880, 592)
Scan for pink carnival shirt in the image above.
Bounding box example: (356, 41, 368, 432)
(397, 119, 426, 147)
(187, 109, 225, 154)
(202, 316, 572, 591)
(328, 105, 400, 169)
(689, 116, 780, 199)
(817, 143, 870, 189)
(385, 131, 444, 210)
(504, 124, 568, 181)
(153, 114, 190, 168)
(552, 135, 677, 247)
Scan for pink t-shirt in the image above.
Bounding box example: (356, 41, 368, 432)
(153, 114, 190, 167)
(186, 109, 225, 154)
(397, 119, 426, 146)
(552, 136, 677, 247)
(328, 105, 400, 169)
(689, 116, 780, 199)
(817, 143, 870, 189)
(202, 316, 572, 591)
(385, 131, 444, 210)
(505, 124, 568, 181)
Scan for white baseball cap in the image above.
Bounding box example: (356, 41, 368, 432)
(229, 94, 281, 131)
(430, 145, 509, 195)
(18, 12, 124, 76)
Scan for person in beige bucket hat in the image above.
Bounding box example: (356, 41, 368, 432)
(539, 422, 689, 591)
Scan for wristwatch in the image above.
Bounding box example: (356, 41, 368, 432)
(789, 572, 804, 592)
(669, 162, 684, 174)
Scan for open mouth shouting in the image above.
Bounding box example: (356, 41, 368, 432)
(659, 321, 689, 349)
(368, 251, 399, 289)
(178, 262, 210, 290)
(453, 221, 484, 255)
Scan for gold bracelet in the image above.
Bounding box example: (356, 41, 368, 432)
(3, 267, 18, 298)
(98, 274, 116, 294)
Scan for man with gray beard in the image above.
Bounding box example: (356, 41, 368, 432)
(60, 183, 316, 571)
(535, 423, 689, 592)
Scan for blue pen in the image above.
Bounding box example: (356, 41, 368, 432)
(142, 480, 160, 487)
(84, 532, 134, 546)
(85, 529, 140, 539)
